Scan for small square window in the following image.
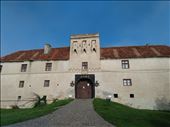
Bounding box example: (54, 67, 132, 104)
(123, 79, 132, 86)
(113, 94, 118, 98)
(17, 96, 21, 100)
(122, 60, 129, 69)
(82, 62, 88, 70)
(44, 80, 50, 87)
(45, 63, 52, 71)
(19, 81, 24, 88)
(130, 94, 134, 98)
(21, 64, 27, 72)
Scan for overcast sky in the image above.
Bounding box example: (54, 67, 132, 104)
(1, 1, 170, 56)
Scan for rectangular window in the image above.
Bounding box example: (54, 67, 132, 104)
(44, 80, 50, 87)
(123, 79, 132, 86)
(0, 65, 2, 72)
(21, 64, 27, 72)
(45, 63, 52, 71)
(19, 81, 24, 88)
(17, 96, 21, 100)
(113, 94, 118, 98)
(122, 60, 129, 69)
(130, 94, 134, 98)
(82, 62, 88, 70)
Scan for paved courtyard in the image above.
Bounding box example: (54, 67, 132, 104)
(4, 99, 115, 127)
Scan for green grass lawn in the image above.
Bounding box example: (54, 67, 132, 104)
(93, 98, 170, 127)
(0, 98, 73, 126)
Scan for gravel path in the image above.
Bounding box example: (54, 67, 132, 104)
(4, 99, 115, 127)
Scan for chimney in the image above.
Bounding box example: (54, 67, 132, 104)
(44, 44, 52, 54)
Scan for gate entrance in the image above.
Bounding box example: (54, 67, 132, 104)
(75, 74, 95, 99)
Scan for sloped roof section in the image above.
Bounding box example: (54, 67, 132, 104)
(1, 45, 170, 62)
(100, 45, 170, 59)
(1, 47, 70, 62)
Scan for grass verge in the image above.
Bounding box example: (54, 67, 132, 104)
(0, 98, 73, 126)
(93, 98, 170, 127)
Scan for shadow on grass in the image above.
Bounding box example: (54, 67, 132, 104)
(93, 98, 170, 127)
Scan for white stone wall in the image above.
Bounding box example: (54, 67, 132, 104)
(69, 35, 101, 72)
(1, 57, 170, 110)
(0, 61, 75, 108)
(96, 58, 170, 110)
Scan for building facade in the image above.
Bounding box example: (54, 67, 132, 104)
(1, 33, 170, 110)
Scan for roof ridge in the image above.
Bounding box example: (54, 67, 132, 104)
(6, 47, 70, 53)
(101, 45, 169, 49)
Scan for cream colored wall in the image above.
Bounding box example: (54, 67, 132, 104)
(1, 61, 75, 108)
(1, 58, 170, 110)
(96, 58, 170, 110)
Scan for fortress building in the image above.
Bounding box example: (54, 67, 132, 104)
(1, 33, 170, 110)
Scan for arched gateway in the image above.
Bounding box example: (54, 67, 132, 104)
(75, 74, 95, 99)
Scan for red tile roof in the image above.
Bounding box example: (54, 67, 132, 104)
(1, 45, 170, 62)
(1, 47, 70, 62)
(100, 45, 170, 59)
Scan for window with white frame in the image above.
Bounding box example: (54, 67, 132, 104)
(123, 79, 132, 86)
(121, 60, 129, 69)
(19, 81, 24, 88)
(44, 80, 50, 87)
(21, 64, 27, 72)
(82, 62, 88, 70)
(45, 63, 52, 71)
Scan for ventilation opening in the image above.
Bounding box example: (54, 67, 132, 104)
(93, 48, 96, 52)
(17, 96, 21, 100)
(83, 49, 86, 53)
(130, 94, 134, 98)
(74, 49, 77, 53)
(113, 94, 118, 98)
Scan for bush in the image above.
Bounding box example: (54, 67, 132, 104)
(34, 95, 47, 108)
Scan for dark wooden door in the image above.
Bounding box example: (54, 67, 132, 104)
(76, 81, 92, 99)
